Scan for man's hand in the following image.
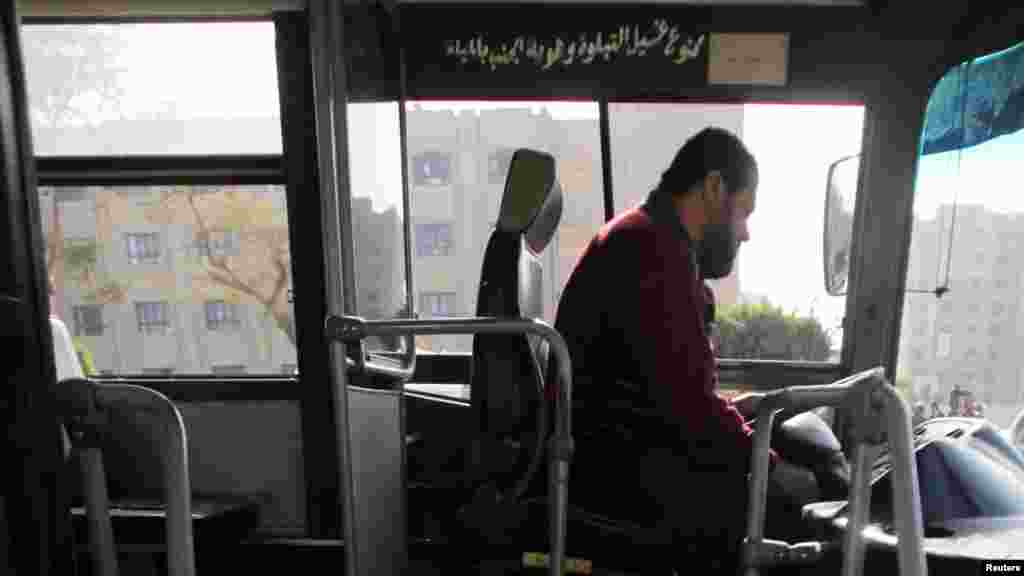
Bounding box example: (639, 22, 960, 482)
(731, 391, 766, 421)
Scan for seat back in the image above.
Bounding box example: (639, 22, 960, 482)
(468, 149, 561, 500)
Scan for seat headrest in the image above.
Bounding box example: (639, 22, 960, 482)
(496, 149, 558, 244)
(525, 179, 562, 255)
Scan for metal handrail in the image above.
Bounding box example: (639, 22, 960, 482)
(326, 314, 573, 576)
(59, 379, 195, 576)
(96, 384, 195, 576)
(350, 328, 418, 384)
(58, 379, 194, 573)
(742, 366, 926, 576)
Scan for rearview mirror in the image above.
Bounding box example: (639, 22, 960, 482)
(824, 155, 859, 296)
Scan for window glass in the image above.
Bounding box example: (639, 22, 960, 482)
(346, 102, 411, 353)
(898, 130, 1024, 421)
(40, 184, 295, 375)
(22, 22, 281, 156)
(610, 103, 865, 362)
(404, 101, 604, 352)
(898, 40, 1024, 419)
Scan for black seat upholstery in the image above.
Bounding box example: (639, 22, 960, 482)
(457, 148, 561, 546)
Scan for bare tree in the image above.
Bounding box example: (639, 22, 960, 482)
(150, 186, 295, 345)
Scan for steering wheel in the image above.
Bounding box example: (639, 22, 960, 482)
(749, 408, 852, 502)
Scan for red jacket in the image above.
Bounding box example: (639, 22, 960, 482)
(550, 190, 773, 471)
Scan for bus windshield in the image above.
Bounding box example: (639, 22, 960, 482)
(898, 89, 1024, 428)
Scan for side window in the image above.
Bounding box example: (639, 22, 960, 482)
(404, 102, 604, 352)
(26, 21, 293, 376)
(897, 40, 1024, 425)
(346, 102, 410, 353)
(610, 103, 865, 363)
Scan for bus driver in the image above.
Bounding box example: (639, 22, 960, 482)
(551, 127, 845, 571)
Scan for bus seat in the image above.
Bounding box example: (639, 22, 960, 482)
(57, 378, 199, 576)
(458, 148, 561, 544)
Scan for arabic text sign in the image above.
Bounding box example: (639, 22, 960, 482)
(443, 20, 706, 72)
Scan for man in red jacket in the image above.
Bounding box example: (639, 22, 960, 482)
(553, 127, 770, 570)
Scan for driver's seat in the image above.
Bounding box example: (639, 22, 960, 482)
(456, 148, 562, 550)
(460, 148, 675, 573)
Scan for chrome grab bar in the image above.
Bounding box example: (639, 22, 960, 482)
(326, 315, 573, 576)
(742, 366, 925, 576)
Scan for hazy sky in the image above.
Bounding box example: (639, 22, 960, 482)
(111, 22, 281, 120)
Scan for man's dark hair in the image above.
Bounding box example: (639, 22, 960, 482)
(657, 127, 758, 196)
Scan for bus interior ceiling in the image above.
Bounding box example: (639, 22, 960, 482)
(4, 1, 1024, 575)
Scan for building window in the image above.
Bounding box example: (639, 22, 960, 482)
(965, 347, 978, 361)
(967, 324, 978, 334)
(135, 301, 170, 334)
(196, 230, 239, 258)
(488, 148, 516, 184)
(415, 223, 453, 257)
(72, 304, 103, 336)
(412, 151, 451, 186)
(992, 301, 1006, 316)
(420, 292, 456, 317)
(205, 300, 240, 330)
(212, 365, 247, 375)
(125, 232, 160, 263)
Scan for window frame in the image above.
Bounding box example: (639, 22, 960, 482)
(24, 13, 343, 540)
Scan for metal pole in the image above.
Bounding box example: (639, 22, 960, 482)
(876, 383, 927, 576)
(79, 448, 118, 576)
(325, 315, 573, 576)
(308, 2, 359, 574)
(741, 367, 924, 576)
